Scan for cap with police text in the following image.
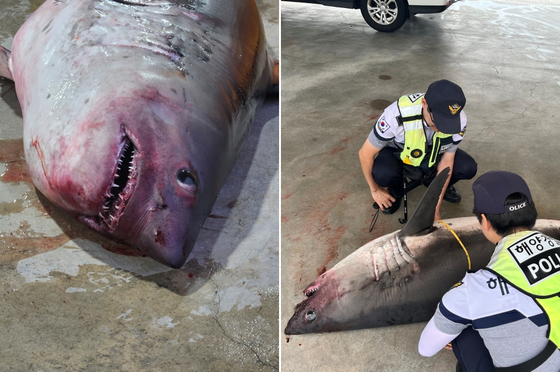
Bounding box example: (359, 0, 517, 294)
(424, 80, 466, 134)
(472, 171, 533, 214)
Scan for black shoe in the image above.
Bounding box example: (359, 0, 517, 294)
(382, 196, 402, 215)
(443, 185, 461, 203)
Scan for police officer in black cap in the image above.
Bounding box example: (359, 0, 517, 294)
(419, 171, 560, 371)
(359, 79, 478, 220)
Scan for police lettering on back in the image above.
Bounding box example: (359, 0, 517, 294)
(507, 232, 560, 285)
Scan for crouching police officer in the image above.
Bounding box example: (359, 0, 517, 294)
(419, 171, 560, 371)
(358, 79, 477, 220)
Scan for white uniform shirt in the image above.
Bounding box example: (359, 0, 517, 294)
(367, 99, 468, 152)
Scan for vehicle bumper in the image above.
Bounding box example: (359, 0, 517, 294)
(409, 0, 456, 14)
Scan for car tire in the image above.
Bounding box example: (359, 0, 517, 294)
(360, 0, 408, 32)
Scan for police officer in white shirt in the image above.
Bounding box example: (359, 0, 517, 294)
(358, 80, 477, 220)
(418, 171, 560, 372)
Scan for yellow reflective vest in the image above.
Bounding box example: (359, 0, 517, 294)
(397, 94, 453, 168)
(486, 230, 560, 348)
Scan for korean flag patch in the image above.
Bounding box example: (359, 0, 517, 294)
(377, 116, 391, 134)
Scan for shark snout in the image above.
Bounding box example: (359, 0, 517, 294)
(143, 233, 190, 269)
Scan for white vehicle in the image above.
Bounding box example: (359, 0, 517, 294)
(282, 0, 456, 32)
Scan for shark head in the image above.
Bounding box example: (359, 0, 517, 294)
(27, 90, 228, 269)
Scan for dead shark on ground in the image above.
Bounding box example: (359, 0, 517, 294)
(285, 168, 560, 334)
(0, 0, 279, 268)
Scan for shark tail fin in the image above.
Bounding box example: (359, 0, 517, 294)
(399, 167, 451, 237)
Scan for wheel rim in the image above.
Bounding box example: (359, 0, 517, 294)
(367, 0, 399, 25)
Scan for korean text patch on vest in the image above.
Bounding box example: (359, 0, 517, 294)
(407, 93, 423, 103)
(507, 232, 560, 286)
(377, 116, 391, 134)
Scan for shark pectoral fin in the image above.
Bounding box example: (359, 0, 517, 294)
(0, 45, 13, 81)
(399, 167, 451, 237)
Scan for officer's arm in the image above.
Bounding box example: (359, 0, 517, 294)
(359, 140, 381, 191)
(418, 317, 459, 357)
(435, 151, 455, 220)
(358, 140, 395, 209)
(358, 139, 381, 183)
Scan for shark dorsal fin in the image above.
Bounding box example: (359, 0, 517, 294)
(399, 167, 451, 237)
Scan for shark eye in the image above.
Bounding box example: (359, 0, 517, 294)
(177, 169, 197, 190)
(305, 311, 316, 323)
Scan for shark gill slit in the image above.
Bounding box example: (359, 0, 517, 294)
(396, 236, 413, 263)
(370, 251, 380, 281)
(389, 238, 401, 271)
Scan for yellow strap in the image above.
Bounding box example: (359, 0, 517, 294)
(437, 220, 472, 270)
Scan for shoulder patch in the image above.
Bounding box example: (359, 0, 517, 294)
(407, 93, 424, 103)
(377, 116, 391, 134)
(459, 126, 467, 137)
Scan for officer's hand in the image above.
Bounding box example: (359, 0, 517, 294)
(371, 189, 396, 211)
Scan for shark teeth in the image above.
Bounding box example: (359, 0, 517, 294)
(99, 135, 138, 231)
(304, 287, 318, 297)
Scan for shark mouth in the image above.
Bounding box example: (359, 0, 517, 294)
(304, 283, 320, 297)
(98, 134, 139, 232)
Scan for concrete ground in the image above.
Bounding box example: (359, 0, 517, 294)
(0, 1, 278, 371)
(281, 0, 560, 371)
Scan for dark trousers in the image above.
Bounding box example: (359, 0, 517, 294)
(371, 147, 477, 197)
(452, 326, 494, 372)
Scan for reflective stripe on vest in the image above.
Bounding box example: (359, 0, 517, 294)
(487, 230, 560, 348)
(397, 95, 452, 168)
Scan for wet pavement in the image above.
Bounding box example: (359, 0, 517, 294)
(281, 0, 560, 371)
(0, 0, 279, 371)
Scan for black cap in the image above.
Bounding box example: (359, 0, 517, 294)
(424, 80, 466, 134)
(472, 171, 533, 214)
